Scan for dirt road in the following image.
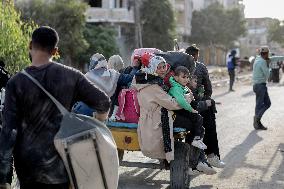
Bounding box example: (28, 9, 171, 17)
(118, 82, 284, 189)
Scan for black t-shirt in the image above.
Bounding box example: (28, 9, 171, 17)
(0, 66, 10, 89)
(0, 62, 110, 184)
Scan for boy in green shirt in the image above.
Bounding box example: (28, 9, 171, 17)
(169, 66, 207, 150)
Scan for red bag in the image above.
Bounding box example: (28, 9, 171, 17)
(116, 89, 140, 123)
(131, 48, 162, 66)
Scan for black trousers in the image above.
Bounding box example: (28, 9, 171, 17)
(200, 109, 220, 157)
(173, 109, 205, 139)
(271, 69, 280, 83)
(20, 182, 69, 189)
(228, 69, 235, 90)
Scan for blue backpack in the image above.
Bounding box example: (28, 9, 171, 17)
(227, 56, 235, 70)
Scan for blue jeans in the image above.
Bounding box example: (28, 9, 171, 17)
(253, 83, 271, 119)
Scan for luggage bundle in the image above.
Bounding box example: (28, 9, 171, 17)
(156, 51, 196, 74)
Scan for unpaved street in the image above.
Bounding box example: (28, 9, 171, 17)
(118, 81, 284, 189)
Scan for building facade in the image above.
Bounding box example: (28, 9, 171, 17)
(170, 0, 193, 41)
(239, 18, 283, 57)
(84, 0, 134, 24)
(83, 0, 135, 64)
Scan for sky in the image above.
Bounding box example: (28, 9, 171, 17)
(243, 0, 284, 20)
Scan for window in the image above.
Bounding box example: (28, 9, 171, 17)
(114, 0, 125, 8)
(89, 0, 102, 7)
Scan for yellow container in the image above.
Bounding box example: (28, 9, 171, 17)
(110, 127, 140, 151)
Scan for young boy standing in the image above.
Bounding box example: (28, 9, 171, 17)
(168, 66, 207, 150)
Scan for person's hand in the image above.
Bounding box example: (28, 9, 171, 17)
(133, 57, 142, 67)
(206, 100, 212, 107)
(185, 92, 194, 102)
(165, 152, 174, 162)
(93, 112, 109, 122)
(184, 94, 192, 103)
(188, 91, 195, 100)
(108, 114, 117, 122)
(191, 109, 198, 114)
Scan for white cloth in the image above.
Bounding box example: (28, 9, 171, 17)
(142, 56, 166, 75)
(85, 68, 120, 97)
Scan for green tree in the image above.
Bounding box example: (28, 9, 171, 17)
(140, 0, 176, 51)
(268, 19, 284, 47)
(0, 1, 36, 74)
(16, 0, 89, 67)
(78, 24, 119, 68)
(190, 3, 246, 49)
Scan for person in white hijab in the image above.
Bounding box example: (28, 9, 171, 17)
(85, 53, 120, 97)
(79, 53, 139, 121)
(108, 55, 125, 72)
(142, 56, 166, 75)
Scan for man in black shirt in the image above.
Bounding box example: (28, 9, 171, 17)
(0, 26, 110, 189)
(0, 60, 10, 89)
(186, 44, 225, 169)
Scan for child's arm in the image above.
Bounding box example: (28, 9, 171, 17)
(169, 88, 194, 112)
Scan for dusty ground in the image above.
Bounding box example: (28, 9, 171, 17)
(118, 78, 284, 189)
(10, 69, 284, 189)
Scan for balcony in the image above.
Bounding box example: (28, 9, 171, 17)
(86, 8, 135, 23)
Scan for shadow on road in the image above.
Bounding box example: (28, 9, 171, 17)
(189, 185, 214, 189)
(213, 91, 230, 99)
(248, 143, 284, 189)
(218, 131, 263, 179)
(118, 168, 169, 189)
(242, 90, 254, 98)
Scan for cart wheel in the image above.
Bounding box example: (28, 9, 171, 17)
(170, 142, 190, 189)
(118, 149, 124, 161)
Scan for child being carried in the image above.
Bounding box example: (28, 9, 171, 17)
(168, 66, 207, 150)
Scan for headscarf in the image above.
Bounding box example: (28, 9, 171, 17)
(89, 53, 108, 70)
(142, 56, 166, 75)
(108, 55, 124, 71)
(135, 56, 172, 154)
(86, 53, 120, 97)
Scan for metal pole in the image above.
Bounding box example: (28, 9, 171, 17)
(134, 0, 143, 48)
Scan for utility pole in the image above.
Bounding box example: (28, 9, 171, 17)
(134, 0, 143, 48)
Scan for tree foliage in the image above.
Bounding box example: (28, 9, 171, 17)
(190, 3, 246, 49)
(0, 2, 36, 74)
(140, 0, 176, 51)
(16, 0, 89, 67)
(268, 20, 284, 47)
(78, 24, 119, 67)
(16, 0, 119, 68)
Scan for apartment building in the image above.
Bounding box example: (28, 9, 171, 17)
(170, 0, 193, 43)
(239, 18, 283, 57)
(83, 0, 135, 63)
(84, 0, 134, 25)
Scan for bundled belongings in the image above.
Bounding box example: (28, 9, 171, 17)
(131, 48, 163, 66)
(156, 51, 196, 74)
(21, 70, 119, 189)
